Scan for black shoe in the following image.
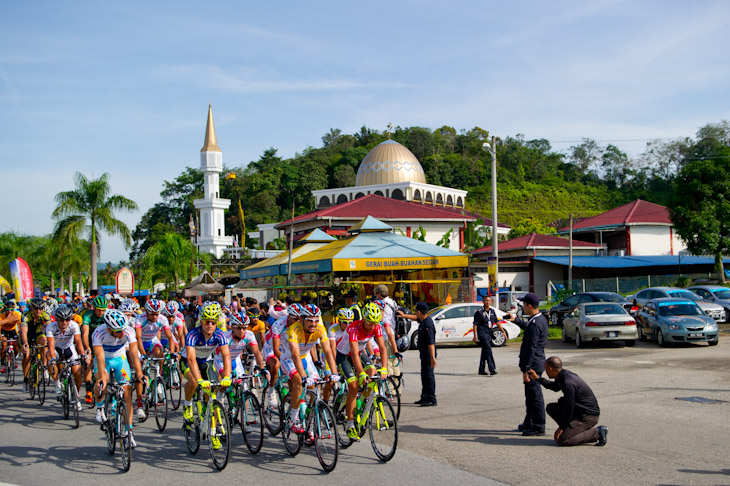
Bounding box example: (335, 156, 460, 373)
(414, 398, 426, 405)
(478, 371, 489, 376)
(490, 371, 498, 375)
(595, 426, 607, 446)
(517, 423, 529, 432)
(521, 428, 545, 436)
(420, 400, 437, 407)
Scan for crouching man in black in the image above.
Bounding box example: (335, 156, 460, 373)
(527, 356, 607, 446)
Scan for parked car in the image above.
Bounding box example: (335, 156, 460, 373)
(549, 292, 636, 327)
(561, 302, 638, 348)
(629, 287, 725, 321)
(687, 285, 730, 322)
(635, 298, 719, 346)
(409, 303, 521, 350)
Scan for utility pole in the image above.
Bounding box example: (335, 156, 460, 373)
(286, 200, 295, 286)
(482, 137, 499, 294)
(569, 214, 573, 292)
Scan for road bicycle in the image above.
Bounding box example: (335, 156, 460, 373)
(183, 381, 231, 470)
(261, 372, 288, 436)
(1, 338, 19, 386)
(99, 371, 134, 472)
(138, 356, 168, 431)
(27, 344, 47, 404)
(225, 370, 264, 454)
(161, 352, 182, 410)
(54, 357, 82, 429)
(333, 375, 398, 462)
(281, 379, 339, 473)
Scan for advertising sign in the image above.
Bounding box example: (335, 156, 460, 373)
(116, 267, 135, 295)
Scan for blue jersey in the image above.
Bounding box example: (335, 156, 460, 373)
(181, 326, 227, 363)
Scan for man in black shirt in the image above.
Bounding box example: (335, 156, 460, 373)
(528, 356, 607, 446)
(472, 295, 508, 375)
(507, 292, 548, 436)
(398, 301, 437, 406)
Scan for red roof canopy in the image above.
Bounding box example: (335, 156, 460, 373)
(472, 233, 604, 254)
(558, 199, 671, 232)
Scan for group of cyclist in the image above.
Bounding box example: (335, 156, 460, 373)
(1, 290, 404, 453)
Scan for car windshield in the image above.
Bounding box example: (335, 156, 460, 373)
(584, 303, 626, 316)
(712, 289, 730, 299)
(428, 305, 448, 316)
(593, 293, 625, 302)
(657, 303, 703, 316)
(666, 290, 700, 301)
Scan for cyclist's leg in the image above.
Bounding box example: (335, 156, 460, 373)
(336, 352, 358, 421)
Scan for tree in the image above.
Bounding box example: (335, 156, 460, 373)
(669, 133, 730, 282)
(52, 172, 138, 291)
(508, 218, 557, 239)
(142, 232, 195, 293)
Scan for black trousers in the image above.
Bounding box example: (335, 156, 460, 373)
(477, 330, 495, 373)
(522, 374, 545, 432)
(420, 356, 436, 402)
(546, 402, 600, 446)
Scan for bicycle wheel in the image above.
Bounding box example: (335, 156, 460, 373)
(207, 399, 231, 470)
(8, 352, 15, 386)
(168, 367, 182, 410)
(314, 401, 338, 473)
(184, 400, 201, 455)
(38, 366, 45, 405)
(385, 376, 401, 420)
(153, 377, 168, 431)
(332, 391, 353, 448)
(369, 397, 398, 462)
(117, 397, 132, 472)
(262, 384, 284, 436)
(139, 380, 149, 423)
(281, 400, 302, 456)
(241, 391, 264, 454)
(105, 397, 116, 455)
(62, 379, 70, 420)
(28, 364, 37, 399)
(70, 382, 80, 429)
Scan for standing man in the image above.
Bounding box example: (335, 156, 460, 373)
(528, 356, 607, 446)
(397, 302, 437, 407)
(506, 292, 548, 436)
(472, 295, 508, 375)
(344, 290, 362, 321)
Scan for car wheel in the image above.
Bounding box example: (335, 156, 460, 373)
(409, 330, 419, 351)
(575, 330, 585, 348)
(624, 340, 636, 347)
(561, 326, 571, 343)
(656, 329, 666, 347)
(708, 339, 719, 346)
(550, 312, 561, 327)
(491, 329, 506, 347)
(637, 326, 647, 342)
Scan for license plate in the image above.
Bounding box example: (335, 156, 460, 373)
(605, 331, 618, 338)
(687, 333, 704, 338)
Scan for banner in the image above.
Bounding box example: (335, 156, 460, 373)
(0, 275, 11, 294)
(9, 258, 33, 301)
(116, 267, 135, 295)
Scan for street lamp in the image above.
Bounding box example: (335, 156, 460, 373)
(482, 137, 499, 295)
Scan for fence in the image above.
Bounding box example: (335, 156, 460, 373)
(548, 272, 714, 297)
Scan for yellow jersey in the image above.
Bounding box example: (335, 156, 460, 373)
(285, 321, 328, 356)
(1, 310, 21, 332)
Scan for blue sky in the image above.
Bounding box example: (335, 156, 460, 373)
(1, 0, 729, 263)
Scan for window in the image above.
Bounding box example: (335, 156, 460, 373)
(440, 306, 467, 319)
(336, 194, 348, 204)
(456, 197, 464, 208)
(391, 189, 404, 200)
(425, 192, 433, 203)
(319, 196, 331, 208)
(447, 195, 453, 206)
(563, 296, 579, 306)
(436, 193, 443, 204)
(374, 190, 384, 196)
(413, 190, 421, 201)
(355, 192, 365, 199)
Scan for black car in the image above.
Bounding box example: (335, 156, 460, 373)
(549, 292, 636, 326)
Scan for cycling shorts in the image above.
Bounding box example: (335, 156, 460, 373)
(94, 355, 131, 384)
(160, 337, 179, 349)
(1, 329, 18, 341)
(336, 350, 374, 384)
(53, 346, 79, 362)
(181, 359, 217, 382)
(142, 337, 163, 353)
(214, 355, 244, 379)
(280, 352, 320, 380)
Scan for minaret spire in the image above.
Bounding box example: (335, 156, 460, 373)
(201, 103, 221, 152)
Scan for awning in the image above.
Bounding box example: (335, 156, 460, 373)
(533, 255, 730, 269)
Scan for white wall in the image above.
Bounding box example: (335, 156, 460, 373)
(631, 225, 675, 255)
(391, 222, 463, 252)
(533, 260, 565, 299)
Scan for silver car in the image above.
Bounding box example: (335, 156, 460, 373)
(561, 302, 638, 348)
(629, 287, 725, 322)
(687, 285, 730, 322)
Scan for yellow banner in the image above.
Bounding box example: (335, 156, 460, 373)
(331, 255, 468, 272)
(0, 275, 11, 293)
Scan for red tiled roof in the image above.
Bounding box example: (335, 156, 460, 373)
(472, 233, 604, 254)
(558, 200, 671, 232)
(275, 194, 477, 229)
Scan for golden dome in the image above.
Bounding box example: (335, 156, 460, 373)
(355, 140, 426, 186)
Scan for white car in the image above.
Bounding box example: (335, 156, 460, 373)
(409, 303, 521, 350)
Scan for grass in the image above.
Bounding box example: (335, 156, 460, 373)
(508, 327, 562, 343)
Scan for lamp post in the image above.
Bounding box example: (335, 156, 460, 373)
(482, 137, 499, 295)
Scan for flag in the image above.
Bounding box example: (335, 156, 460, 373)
(9, 258, 33, 301)
(0, 275, 11, 294)
(189, 213, 195, 238)
(237, 197, 245, 248)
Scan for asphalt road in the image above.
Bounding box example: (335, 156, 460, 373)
(2, 332, 729, 485)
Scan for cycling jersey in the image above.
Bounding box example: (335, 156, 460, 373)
(282, 321, 329, 358)
(182, 326, 227, 363)
(45, 321, 81, 350)
(135, 314, 171, 342)
(21, 310, 52, 341)
(217, 330, 257, 361)
(1, 310, 21, 332)
(336, 320, 383, 355)
(81, 309, 106, 332)
(91, 324, 137, 359)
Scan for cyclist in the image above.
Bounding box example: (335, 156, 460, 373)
(246, 307, 266, 347)
(214, 312, 268, 381)
(20, 298, 52, 391)
(134, 299, 174, 419)
(93, 309, 144, 448)
(161, 300, 187, 354)
(0, 300, 21, 373)
(262, 303, 303, 409)
(281, 303, 339, 434)
(81, 296, 110, 403)
(196, 301, 227, 332)
(181, 304, 232, 450)
(46, 305, 85, 410)
(337, 302, 388, 441)
(322, 307, 353, 401)
(372, 299, 403, 369)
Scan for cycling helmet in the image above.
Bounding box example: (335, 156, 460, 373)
(165, 301, 180, 316)
(53, 304, 75, 322)
(46, 302, 58, 314)
(29, 298, 45, 310)
(362, 302, 382, 323)
(144, 299, 164, 314)
(396, 334, 411, 352)
(104, 309, 128, 331)
(229, 312, 251, 328)
(202, 302, 222, 320)
(118, 300, 136, 313)
(372, 299, 386, 311)
(300, 303, 321, 319)
(130, 300, 140, 311)
(337, 308, 355, 322)
(287, 303, 304, 319)
(93, 296, 108, 310)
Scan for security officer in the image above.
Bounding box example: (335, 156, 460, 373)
(398, 302, 437, 406)
(472, 295, 508, 375)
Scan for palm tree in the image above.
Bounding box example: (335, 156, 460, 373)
(52, 172, 138, 291)
(143, 232, 211, 294)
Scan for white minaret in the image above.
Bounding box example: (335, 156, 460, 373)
(193, 104, 233, 258)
